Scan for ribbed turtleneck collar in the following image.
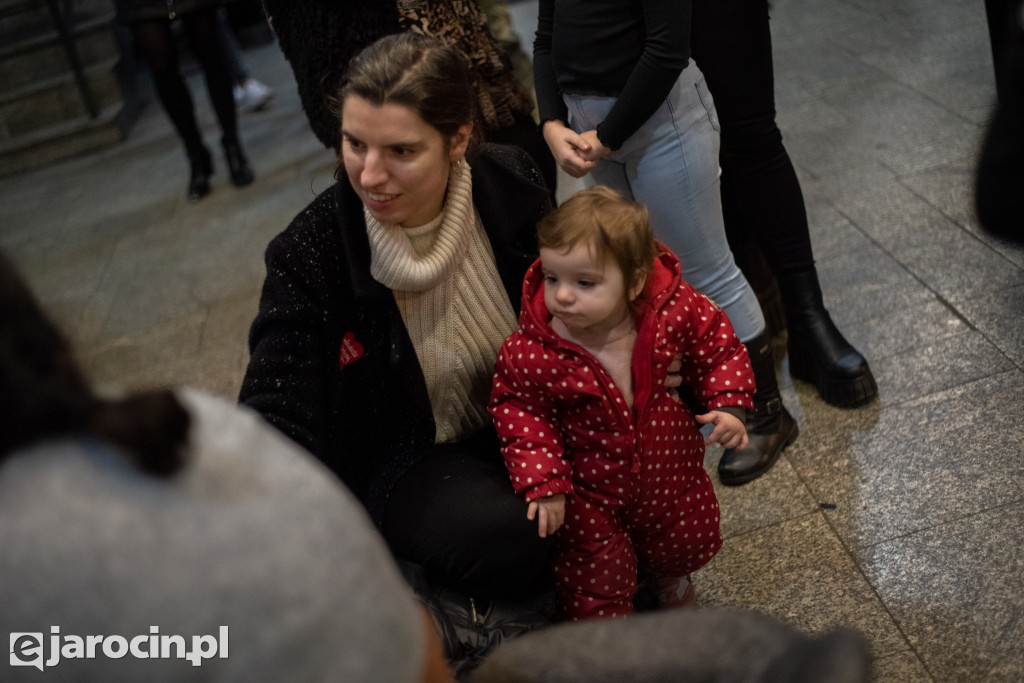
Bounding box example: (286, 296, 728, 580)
(366, 160, 474, 292)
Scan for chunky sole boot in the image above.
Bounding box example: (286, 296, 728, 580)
(780, 270, 877, 408)
(187, 145, 213, 202)
(718, 331, 798, 486)
(222, 135, 254, 187)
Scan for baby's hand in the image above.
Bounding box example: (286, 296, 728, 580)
(527, 494, 566, 538)
(695, 411, 748, 450)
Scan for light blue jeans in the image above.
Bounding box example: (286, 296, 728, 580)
(564, 61, 766, 342)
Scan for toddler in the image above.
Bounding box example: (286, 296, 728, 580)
(490, 186, 754, 620)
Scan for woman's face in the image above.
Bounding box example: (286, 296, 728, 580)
(341, 96, 471, 228)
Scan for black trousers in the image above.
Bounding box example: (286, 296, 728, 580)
(383, 429, 552, 599)
(691, 0, 816, 280)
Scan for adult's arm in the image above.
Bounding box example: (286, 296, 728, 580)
(596, 0, 692, 150)
(532, 0, 568, 127)
(239, 227, 330, 458)
(532, 0, 600, 177)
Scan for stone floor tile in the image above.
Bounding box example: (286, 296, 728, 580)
(895, 231, 1024, 304)
(859, 501, 1024, 682)
(824, 179, 963, 253)
(871, 650, 935, 683)
(704, 448, 820, 539)
(697, 513, 909, 658)
(868, 330, 1015, 405)
(79, 312, 208, 394)
(955, 284, 1024, 368)
(802, 202, 878, 264)
(197, 292, 262, 400)
(810, 244, 935, 326)
(839, 298, 968, 363)
(787, 371, 1024, 548)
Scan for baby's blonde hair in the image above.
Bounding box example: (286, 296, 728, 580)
(537, 186, 658, 297)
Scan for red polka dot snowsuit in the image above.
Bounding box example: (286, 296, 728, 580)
(490, 250, 754, 621)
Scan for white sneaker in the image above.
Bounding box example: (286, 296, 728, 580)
(236, 78, 274, 112)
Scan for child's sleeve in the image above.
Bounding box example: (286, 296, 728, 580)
(489, 336, 574, 503)
(677, 287, 756, 413)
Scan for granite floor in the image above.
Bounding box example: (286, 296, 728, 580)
(2, 0, 1022, 681)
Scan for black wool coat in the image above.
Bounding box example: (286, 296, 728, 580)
(239, 144, 551, 524)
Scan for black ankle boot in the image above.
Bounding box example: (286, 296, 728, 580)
(222, 135, 254, 187)
(187, 145, 212, 202)
(718, 332, 798, 486)
(779, 270, 877, 408)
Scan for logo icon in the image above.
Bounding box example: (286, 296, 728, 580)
(10, 633, 43, 671)
(339, 332, 364, 369)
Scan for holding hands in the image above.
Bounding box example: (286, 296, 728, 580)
(527, 493, 566, 538)
(541, 120, 610, 178)
(696, 411, 748, 450)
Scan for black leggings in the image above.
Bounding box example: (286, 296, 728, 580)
(130, 9, 238, 156)
(383, 430, 552, 599)
(691, 0, 816, 280)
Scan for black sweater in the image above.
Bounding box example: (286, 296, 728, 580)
(533, 0, 692, 150)
(239, 145, 551, 524)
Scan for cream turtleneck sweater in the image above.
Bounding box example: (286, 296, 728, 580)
(365, 160, 518, 444)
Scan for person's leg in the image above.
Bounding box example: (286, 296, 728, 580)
(383, 432, 551, 599)
(129, 19, 211, 200)
(181, 9, 254, 186)
(216, 7, 275, 112)
(552, 489, 638, 620)
(691, 0, 876, 408)
(215, 7, 247, 85)
(630, 432, 721, 600)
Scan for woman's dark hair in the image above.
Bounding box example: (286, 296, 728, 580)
(0, 252, 189, 476)
(332, 32, 478, 145)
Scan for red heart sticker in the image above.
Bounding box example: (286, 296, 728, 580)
(339, 332, 364, 369)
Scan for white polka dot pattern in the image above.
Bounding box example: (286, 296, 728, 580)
(488, 251, 751, 620)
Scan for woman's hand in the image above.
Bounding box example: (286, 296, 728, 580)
(527, 494, 566, 538)
(542, 120, 598, 178)
(664, 355, 683, 403)
(577, 129, 611, 163)
(696, 411, 748, 450)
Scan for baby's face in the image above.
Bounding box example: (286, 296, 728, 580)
(540, 242, 632, 337)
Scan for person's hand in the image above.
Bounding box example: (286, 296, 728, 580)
(696, 411, 748, 450)
(542, 120, 597, 178)
(664, 355, 683, 403)
(577, 129, 611, 163)
(527, 494, 566, 538)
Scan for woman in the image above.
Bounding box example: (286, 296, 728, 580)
(0, 251, 451, 682)
(114, 0, 254, 201)
(533, 0, 796, 485)
(239, 34, 553, 601)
